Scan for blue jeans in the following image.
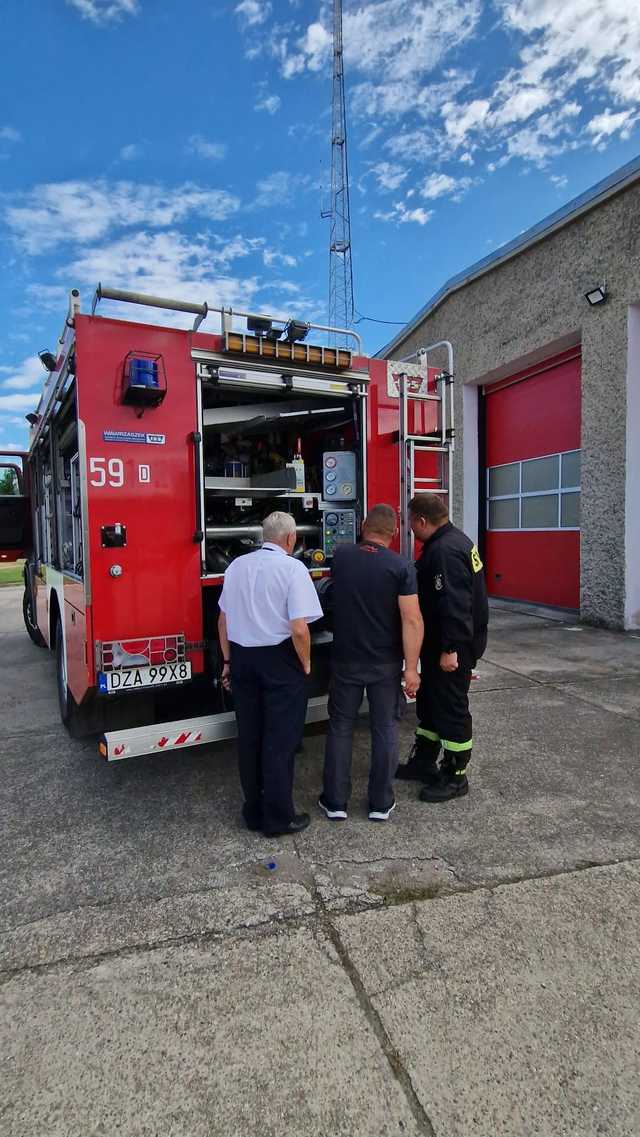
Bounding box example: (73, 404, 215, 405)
(323, 671, 403, 810)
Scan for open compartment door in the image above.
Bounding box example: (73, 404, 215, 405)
(0, 451, 31, 563)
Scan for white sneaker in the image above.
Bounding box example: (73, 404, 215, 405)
(318, 796, 348, 821)
(368, 800, 396, 822)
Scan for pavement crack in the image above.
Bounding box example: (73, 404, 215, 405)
(546, 681, 640, 722)
(0, 860, 295, 937)
(322, 911, 437, 1137)
(0, 910, 316, 985)
(310, 854, 451, 868)
(481, 656, 547, 686)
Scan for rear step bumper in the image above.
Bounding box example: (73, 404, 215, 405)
(99, 695, 331, 761)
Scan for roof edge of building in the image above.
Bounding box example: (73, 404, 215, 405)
(377, 153, 640, 359)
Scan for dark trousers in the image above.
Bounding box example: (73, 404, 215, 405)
(230, 639, 309, 831)
(323, 672, 402, 811)
(416, 658, 473, 773)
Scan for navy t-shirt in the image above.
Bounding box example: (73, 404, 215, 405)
(330, 540, 418, 681)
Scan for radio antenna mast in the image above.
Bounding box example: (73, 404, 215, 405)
(323, 0, 354, 343)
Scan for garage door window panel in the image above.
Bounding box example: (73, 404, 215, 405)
(561, 450, 580, 489)
(489, 498, 520, 530)
(521, 494, 559, 529)
(487, 449, 580, 532)
(561, 492, 580, 528)
(521, 455, 559, 494)
(489, 462, 519, 498)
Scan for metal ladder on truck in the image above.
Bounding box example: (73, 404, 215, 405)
(397, 341, 455, 557)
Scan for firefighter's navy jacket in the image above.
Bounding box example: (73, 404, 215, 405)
(416, 522, 489, 669)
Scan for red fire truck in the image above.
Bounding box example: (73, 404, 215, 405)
(2, 286, 453, 760)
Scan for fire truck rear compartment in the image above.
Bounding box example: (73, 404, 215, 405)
(200, 384, 361, 575)
(198, 382, 364, 708)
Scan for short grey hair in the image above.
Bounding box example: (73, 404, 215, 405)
(262, 511, 296, 544)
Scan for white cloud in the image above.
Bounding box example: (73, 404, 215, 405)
(488, 80, 550, 128)
(586, 108, 637, 145)
(421, 172, 472, 200)
(24, 285, 69, 312)
(263, 249, 297, 268)
(497, 0, 640, 125)
(282, 21, 331, 78)
(235, 0, 271, 28)
(385, 128, 441, 163)
(253, 171, 299, 208)
(0, 126, 21, 143)
(50, 230, 318, 329)
(1, 356, 44, 391)
(120, 142, 142, 160)
(505, 102, 581, 164)
(57, 229, 262, 327)
(442, 98, 490, 145)
(0, 416, 28, 428)
(0, 393, 40, 412)
(187, 135, 227, 160)
(281, 1, 480, 85)
(255, 93, 281, 115)
(374, 202, 433, 226)
(5, 180, 240, 254)
(373, 0, 639, 182)
(368, 162, 409, 193)
(500, 0, 640, 105)
(244, 0, 640, 210)
(66, 0, 138, 23)
(426, 0, 640, 170)
(64, 230, 257, 288)
(550, 173, 568, 189)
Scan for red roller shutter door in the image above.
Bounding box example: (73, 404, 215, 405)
(484, 349, 581, 609)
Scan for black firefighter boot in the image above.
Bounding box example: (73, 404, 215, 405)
(396, 735, 441, 783)
(419, 750, 470, 802)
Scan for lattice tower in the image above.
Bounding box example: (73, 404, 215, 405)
(324, 0, 354, 343)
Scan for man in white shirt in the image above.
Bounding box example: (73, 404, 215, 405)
(218, 511, 323, 837)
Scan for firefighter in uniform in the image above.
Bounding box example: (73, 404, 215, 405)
(397, 492, 488, 802)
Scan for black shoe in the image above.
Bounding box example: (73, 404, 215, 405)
(263, 812, 311, 837)
(242, 805, 263, 831)
(419, 777, 469, 803)
(318, 795, 348, 820)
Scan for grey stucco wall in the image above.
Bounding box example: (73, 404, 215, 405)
(388, 181, 640, 628)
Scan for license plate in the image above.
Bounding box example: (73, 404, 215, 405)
(98, 662, 192, 694)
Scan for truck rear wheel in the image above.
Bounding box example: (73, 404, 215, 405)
(55, 615, 94, 739)
(23, 588, 45, 647)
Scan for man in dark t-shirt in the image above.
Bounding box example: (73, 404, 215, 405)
(319, 504, 424, 822)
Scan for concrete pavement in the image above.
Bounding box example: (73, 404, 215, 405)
(1, 585, 639, 1136)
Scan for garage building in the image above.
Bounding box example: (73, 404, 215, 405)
(380, 155, 640, 631)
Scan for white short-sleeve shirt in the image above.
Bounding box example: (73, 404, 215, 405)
(219, 542, 324, 647)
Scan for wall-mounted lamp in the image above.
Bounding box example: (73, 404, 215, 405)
(585, 284, 607, 306)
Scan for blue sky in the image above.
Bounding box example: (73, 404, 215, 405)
(1, 0, 639, 452)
